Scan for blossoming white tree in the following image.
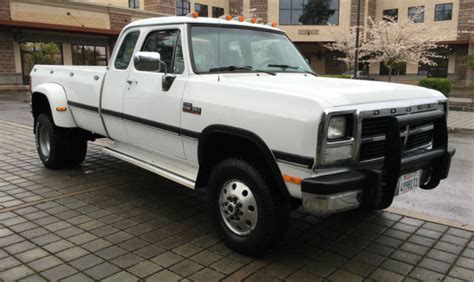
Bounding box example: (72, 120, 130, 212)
(363, 15, 447, 81)
(325, 11, 451, 81)
(324, 26, 364, 70)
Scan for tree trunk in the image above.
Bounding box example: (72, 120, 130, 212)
(388, 66, 392, 82)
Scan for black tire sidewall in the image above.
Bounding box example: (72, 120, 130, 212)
(208, 159, 280, 255)
(35, 114, 58, 168)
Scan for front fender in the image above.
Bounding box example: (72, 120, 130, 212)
(33, 83, 77, 128)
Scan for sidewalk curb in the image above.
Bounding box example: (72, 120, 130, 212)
(448, 127, 474, 135)
(0, 85, 30, 92)
(387, 207, 474, 232)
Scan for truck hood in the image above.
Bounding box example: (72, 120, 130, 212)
(218, 73, 445, 107)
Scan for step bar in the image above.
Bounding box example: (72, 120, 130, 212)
(103, 147, 196, 189)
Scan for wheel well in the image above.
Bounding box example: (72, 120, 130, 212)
(196, 126, 290, 201)
(32, 93, 52, 131)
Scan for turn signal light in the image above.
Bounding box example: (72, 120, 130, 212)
(283, 175, 302, 185)
(55, 106, 67, 112)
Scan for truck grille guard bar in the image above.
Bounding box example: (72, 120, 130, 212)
(373, 109, 453, 208)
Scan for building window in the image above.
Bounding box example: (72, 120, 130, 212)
(435, 3, 452, 21)
(129, 0, 139, 9)
(72, 45, 108, 66)
(383, 9, 398, 21)
(176, 0, 190, 16)
(20, 42, 63, 84)
(212, 7, 225, 18)
(195, 3, 208, 17)
(419, 48, 449, 78)
(408, 6, 424, 23)
(379, 62, 406, 76)
(279, 0, 339, 25)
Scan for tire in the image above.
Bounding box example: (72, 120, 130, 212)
(68, 131, 87, 165)
(35, 114, 87, 169)
(208, 158, 289, 256)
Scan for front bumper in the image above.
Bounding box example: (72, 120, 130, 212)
(302, 110, 456, 215)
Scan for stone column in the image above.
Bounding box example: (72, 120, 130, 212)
(229, 0, 243, 16)
(144, 0, 176, 15)
(109, 13, 132, 31)
(0, 40, 18, 85)
(0, 0, 11, 19)
(457, 0, 474, 86)
(249, 0, 267, 22)
(467, 39, 474, 86)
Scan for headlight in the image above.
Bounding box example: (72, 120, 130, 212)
(319, 113, 354, 166)
(327, 116, 346, 140)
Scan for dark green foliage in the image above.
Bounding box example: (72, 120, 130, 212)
(320, 74, 352, 79)
(418, 78, 451, 96)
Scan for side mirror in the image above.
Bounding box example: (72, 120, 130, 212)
(134, 51, 162, 72)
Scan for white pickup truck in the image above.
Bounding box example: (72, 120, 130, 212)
(30, 16, 455, 255)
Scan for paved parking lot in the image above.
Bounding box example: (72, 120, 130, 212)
(1, 120, 474, 281)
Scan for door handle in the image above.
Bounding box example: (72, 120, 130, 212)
(126, 80, 138, 85)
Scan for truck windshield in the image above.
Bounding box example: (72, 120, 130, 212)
(190, 26, 313, 74)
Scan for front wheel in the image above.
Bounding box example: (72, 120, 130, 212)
(208, 158, 289, 256)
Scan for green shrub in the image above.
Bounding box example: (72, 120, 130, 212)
(418, 78, 451, 96)
(320, 74, 352, 79)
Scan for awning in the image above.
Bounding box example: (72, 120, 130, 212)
(0, 19, 120, 36)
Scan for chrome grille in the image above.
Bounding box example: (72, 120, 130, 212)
(359, 116, 434, 162)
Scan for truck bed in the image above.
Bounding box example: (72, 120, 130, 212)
(31, 65, 108, 135)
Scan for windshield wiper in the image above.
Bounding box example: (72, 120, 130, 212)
(267, 64, 299, 70)
(209, 65, 252, 72)
(304, 70, 318, 77)
(209, 65, 276, 76)
(255, 70, 276, 76)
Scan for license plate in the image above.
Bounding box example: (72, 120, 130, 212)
(397, 170, 421, 195)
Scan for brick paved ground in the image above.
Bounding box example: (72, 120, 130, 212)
(1, 120, 473, 281)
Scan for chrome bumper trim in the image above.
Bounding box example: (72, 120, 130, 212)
(302, 190, 363, 215)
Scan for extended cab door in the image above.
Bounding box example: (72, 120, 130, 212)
(101, 29, 141, 141)
(122, 26, 187, 159)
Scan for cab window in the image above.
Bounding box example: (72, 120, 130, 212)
(114, 31, 140, 70)
(141, 29, 184, 74)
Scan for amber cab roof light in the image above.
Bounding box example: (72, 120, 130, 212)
(219, 15, 233, 20)
(245, 17, 257, 24)
(187, 12, 199, 18)
(232, 16, 245, 22)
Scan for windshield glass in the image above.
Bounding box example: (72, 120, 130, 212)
(190, 26, 313, 74)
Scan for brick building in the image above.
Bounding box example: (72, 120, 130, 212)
(0, 0, 472, 85)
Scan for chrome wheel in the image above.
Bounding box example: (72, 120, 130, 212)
(219, 180, 258, 236)
(38, 124, 51, 158)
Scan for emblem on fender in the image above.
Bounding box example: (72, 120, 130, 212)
(182, 102, 202, 115)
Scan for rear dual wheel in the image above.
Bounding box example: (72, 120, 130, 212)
(35, 113, 87, 169)
(208, 158, 289, 256)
